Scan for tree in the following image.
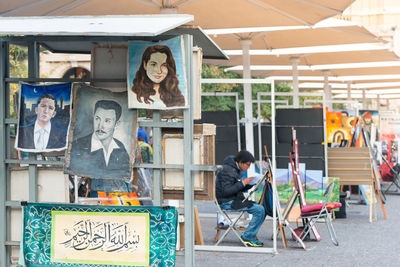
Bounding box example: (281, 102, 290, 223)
(201, 64, 293, 120)
(9, 44, 28, 120)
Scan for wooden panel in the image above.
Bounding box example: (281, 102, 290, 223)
(328, 147, 373, 186)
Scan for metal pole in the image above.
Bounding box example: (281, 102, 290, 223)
(323, 95, 328, 178)
(0, 40, 8, 267)
(235, 94, 241, 151)
(290, 57, 300, 108)
(347, 81, 352, 110)
(322, 70, 332, 110)
(28, 41, 40, 202)
(152, 110, 162, 206)
(362, 89, 367, 109)
(257, 93, 262, 168)
(240, 39, 255, 164)
(74, 176, 79, 204)
(376, 94, 380, 111)
(271, 81, 277, 253)
(183, 34, 194, 267)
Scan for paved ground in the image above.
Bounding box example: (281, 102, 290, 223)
(175, 189, 400, 267)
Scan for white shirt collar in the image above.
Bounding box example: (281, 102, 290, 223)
(34, 120, 51, 150)
(90, 133, 119, 166)
(34, 120, 51, 134)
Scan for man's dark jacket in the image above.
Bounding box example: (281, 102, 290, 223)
(215, 155, 254, 209)
(17, 123, 67, 150)
(68, 134, 130, 179)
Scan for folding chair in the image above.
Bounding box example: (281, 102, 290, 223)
(381, 154, 400, 194)
(213, 199, 248, 247)
(298, 182, 342, 246)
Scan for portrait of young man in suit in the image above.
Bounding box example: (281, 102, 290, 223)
(17, 93, 67, 151)
(69, 99, 130, 179)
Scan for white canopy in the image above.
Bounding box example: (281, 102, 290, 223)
(0, 14, 193, 36)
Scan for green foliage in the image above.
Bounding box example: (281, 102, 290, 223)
(201, 64, 242, 112)
(9, 44, 28, 79)
(201, 64, 293, 120)
(9, 45, 28, 119)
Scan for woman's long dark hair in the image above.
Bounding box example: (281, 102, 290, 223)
(131, 45, 185, 107)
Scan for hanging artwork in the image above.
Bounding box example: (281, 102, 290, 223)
(359, 109, 379, 141)
(15, 83, 72, 152)
(51, 211, 149, 265)
(128, 36, 188, 110)
(379, 113, 400, 179)
(64, 84, 135, 180)
(20, 203, 177, 266)
(326, 111, 354, 144)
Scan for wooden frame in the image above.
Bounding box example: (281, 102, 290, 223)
(162, 124, 215, 201)
(162, 134, 204, 190)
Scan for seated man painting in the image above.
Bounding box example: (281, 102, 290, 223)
(215, 150, 265, 247)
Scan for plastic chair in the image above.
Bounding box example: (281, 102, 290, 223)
(213, 199, 248, 247)
(298, 182, 341, 246)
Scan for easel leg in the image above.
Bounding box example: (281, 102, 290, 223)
(278, 224, 287, 248)
(213, 229, 221, 243)
(374, 191, 377, 221)
(369, 186, 373, 223)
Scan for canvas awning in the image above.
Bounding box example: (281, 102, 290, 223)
(205, 18, 380, 50)
(1, 0, 355, 28)
(0, 0, 355, 165)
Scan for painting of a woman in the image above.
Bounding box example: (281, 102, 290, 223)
(128, 36, 187, 109)
(131, 45, 185, 107)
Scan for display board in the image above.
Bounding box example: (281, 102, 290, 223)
(275, 108, 325, 174)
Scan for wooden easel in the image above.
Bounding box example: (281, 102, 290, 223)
(290, 128, 321, 241)
(360, 121, 387, 220)
(179, 206, 204, 248)
(263, 145, 306, 249)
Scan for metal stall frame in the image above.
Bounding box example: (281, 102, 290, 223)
(255, 91, 328, 178)
(198, 78, 278, 254)
(200, 91, 288, 158)
(0, 34, 197, 267)
(201, 92, 241, 153)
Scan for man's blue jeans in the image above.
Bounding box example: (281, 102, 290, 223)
(220, 200, 265, 241)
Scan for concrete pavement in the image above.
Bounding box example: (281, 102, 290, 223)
(175, 190, 399, 266)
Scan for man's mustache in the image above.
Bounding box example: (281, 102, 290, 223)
(95, 130, 106, 134)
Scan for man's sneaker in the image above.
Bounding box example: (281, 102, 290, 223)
(241, 236, 263, 247)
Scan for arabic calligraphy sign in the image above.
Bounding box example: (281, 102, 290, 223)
(50, 211, 149, 266)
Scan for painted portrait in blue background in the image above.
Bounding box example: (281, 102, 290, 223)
(128, 36, 187, 110)
(15, 83, 72, 152)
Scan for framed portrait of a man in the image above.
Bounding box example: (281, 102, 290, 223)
(64, 84, 135, 180)
(15, 83, 72, 152)
(128, 36, 188, 110)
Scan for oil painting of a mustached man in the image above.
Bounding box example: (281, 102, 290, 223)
(64, 84, 134, 180)
(128, 36, 188, 110)
(16, 83, 72, 153)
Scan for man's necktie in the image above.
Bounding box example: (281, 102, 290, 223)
(36, 128, 46, 150)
